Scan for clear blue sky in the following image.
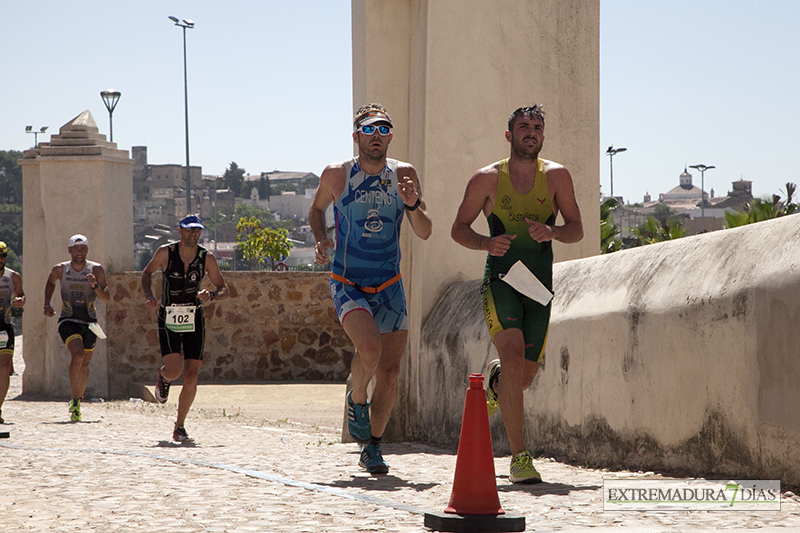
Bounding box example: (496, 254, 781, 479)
(3, 1, 799, 204)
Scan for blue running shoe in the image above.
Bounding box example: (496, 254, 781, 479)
(347, 390, 371, 444)
(359, 442, 389, 474)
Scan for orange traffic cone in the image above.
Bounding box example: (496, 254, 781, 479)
(445, 372, 503, 515)
(424, 373, 525, 532)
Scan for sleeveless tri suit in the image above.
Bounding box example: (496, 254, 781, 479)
(157, 243, 208, 360)
(329, 157, 408, 333)
(0, 268, 18, 355)
(482, 158, 556, 362)
(57, 260, 101, 350)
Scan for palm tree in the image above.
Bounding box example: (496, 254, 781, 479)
(600, 197, 622, 253)
(724, 182, 797, 228)
(630, 216, 686, 246)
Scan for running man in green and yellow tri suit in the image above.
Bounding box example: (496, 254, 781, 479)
(452, 103, 583, 483)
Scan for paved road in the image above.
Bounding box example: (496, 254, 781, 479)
(2, 342, 799, 532)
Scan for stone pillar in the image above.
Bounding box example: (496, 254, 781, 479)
(352, 0, 600, 437)
(20, 110, 133, 399)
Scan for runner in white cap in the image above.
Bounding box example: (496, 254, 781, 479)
(44, 234, 110, 422)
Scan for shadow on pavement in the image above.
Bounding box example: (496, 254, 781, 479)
(497, 480, 601, 495)
(321, 475, 440, 493)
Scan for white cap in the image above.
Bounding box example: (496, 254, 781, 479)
(68, 234, 89, 247)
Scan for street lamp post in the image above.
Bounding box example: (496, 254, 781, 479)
(25, 125, 49, 148)
(100, 89, 121, 142)
(169, 15, 195, 215)
(606, 145, 627, 198)
(210, 177, 224, 256)
(689, 164, 715, 233)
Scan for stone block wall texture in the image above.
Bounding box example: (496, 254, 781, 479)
(105, 271, 353, 398)
(414, 215, 800, 486)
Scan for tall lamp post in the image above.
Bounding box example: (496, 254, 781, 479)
(606, 145, 627, 198)
(100, 89, 121, 142)
(689, 164, 715, 233)
(208, 176, 225, 256)
(169, 15, 195, 215)
(25, 125, 49, 148)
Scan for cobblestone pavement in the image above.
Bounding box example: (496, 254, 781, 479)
(3, 345, 800, 532)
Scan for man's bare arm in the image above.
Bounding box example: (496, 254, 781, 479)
(43, 264, 63, 317)
(397, 164, 432, 240)
(309, 164, 343, 264)
(451, 168, 515, 256)
(550, 167, 583, 244)
(89, 264, 111, 303)
(141, 246, 168, 308)
(200, 253, 229, 303)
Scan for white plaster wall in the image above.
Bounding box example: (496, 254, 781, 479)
(353, 0, 600, 438)
(417, 215, 800, 484)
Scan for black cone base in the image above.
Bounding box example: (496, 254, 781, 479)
(423, 510, 525, 532)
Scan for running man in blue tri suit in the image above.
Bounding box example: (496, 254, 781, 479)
(452, 103, 583, 483)
(309, 104, 432, 474)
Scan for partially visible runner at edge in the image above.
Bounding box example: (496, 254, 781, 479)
(309, 103, 432, 475)
(141, 214, 228, 443)
(451, 103, 583, 483)
(0, 240, 25, 424)
(44, 235, 110, 422)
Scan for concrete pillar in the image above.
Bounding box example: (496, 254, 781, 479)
(352, 0, 599, 437)
(20, 110, 133, 399)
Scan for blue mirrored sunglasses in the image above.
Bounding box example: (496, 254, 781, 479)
(358, 124, 391, 136)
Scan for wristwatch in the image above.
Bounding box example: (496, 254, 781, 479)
(404, 198, 421, 211)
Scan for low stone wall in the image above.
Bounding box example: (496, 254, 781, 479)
(409, 215, 800, 486)
(105, 271, 353, 398)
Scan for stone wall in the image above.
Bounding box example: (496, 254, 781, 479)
(411, 215, 800, 486)
(105, 271, 353, 398)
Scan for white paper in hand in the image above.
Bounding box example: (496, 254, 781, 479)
(499, 260, 553, 306)
(88, 322, 107, 339)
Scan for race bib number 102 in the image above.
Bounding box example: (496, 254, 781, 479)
(165, 305, 196, 332)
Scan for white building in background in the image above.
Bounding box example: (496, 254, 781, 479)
(610, 168, 753, 236)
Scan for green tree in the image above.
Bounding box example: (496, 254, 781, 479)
(233, 204, 290, 230)
(224, 162, 246, 197)
(600, 197, 622, 253)
(269, 182, 296, 195)
(0, 150, 23, 204)
(651, 204, 673, 226)
(236, 216, 293, 270)
(0, 222, 22, 256)
(256, 176, 270, 200)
